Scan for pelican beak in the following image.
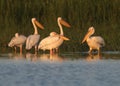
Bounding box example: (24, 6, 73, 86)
(60, 19, 71, 28)
(35, 20, 44, 29)
(82, 31, 91, 43)
(60, 35, 70, 41)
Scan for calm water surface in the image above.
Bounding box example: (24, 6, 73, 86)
(0, 51, 120, 86)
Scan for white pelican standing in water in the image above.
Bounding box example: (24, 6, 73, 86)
(82, 27, 105, 54)
(38, 17, 71, 54)
(26, 18, 44, 54)
(8, 33, 27, 54)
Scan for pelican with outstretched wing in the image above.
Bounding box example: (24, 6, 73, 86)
(26, 18, 44, 54)
(38, 17, 71, 54)
(8, 33, 27, 54)
(82, 27, 105, 54)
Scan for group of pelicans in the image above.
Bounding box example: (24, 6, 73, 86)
(8, 17, 105, 55)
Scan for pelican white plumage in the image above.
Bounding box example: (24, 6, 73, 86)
(82, 27, 105, 54)
(38, 17, 71, 54)
(8, 33, 27, 54)
(26, 18, 44, 54)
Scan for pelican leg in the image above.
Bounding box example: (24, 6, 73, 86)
(14, 46, 17, 54)
(52, 49, 55, 53)
(50, 49, 53, 55)
(55, 48, 58, 53)
(35, 45, 38, 54)
(98, 48, 101, 55)
(20, 45, 23, 54)
(88, 48, 92, 54)
(52, 48, 58, 53)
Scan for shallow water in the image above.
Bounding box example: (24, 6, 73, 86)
(0, 51, 120, 86)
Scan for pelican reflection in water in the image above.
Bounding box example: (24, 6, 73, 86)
(25, 52, 38, 62)
(86, 53, 102, 62)
(8, 53, 25, 60)
(8, 53, 38, 62)
(39, 53, 64, 62)
(82, 27, 105, 55)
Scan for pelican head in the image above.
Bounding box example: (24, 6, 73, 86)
(82, 26, 95, 43)
(57, 17, 62, 22)
(50, 32, 57, 36)
(31, 17, 44, 29)
(15, 33, 19, 37)
(57, 17, 71, 28)
(31, 18, 36, 21)
(88, 27, 95, 34)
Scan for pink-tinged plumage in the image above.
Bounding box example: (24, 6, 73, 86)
(26, 18, 44, 54)
(8, 33, 26, 54)
(38, 17, 71, 54)
(82, 27, 105, 54)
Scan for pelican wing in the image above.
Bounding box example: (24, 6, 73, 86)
(38, 36, 60, 49)
(26, 34, 40, 49)
(18, 35, 27, 43)
(8, 37, 16, 47)
(91, 36, 105, 47)
(8, 35, 26, 47)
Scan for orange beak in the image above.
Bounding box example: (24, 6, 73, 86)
(60, 19, 71, 28)
(60, 35, 70, 41)
(35, 20, 44, 29)
(82, 30, 93, 43)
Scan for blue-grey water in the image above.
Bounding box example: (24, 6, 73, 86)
(0, 51, 120, 86)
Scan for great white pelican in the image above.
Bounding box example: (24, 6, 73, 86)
(38, 17, 71, 54)
(26, 18, 44, 54)
(82, 27, 105, 54)
(8, 33, 27, 54)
